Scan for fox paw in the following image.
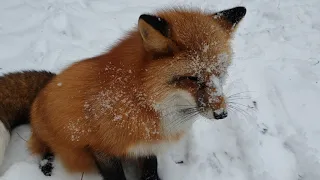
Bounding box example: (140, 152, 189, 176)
(39, 153, 54, 176)
(141, 174, 161, 180)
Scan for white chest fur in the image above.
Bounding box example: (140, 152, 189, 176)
(153, 90, 198, 137)
(127, 135, 186, 157)
(128, 91, 197, 157)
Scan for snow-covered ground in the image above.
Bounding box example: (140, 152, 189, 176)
(1, 0, 320, 179)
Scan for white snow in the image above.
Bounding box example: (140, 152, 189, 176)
(0, 122, 10, 167)
(1, 0, 320, 180)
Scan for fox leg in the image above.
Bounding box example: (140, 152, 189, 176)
(122, 158, 141, 180)
(39, 152, 55, 176)
(28, 132, 55, 176)
(28, 132, 50, 156)
(53, 146, 96, 173)
(91, 151, 127, 180)
(139, 155, 161, 180)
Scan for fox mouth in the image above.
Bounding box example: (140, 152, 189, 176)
(213, 108, 228, 119)
(196, 106, 228, 120)
(175, 97, 228, 120)
(170, 75, 228, 120)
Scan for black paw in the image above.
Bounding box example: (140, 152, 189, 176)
(39, 153, 54, 176)
(140, 156, 161, 180)
(141, 174, 161, 180)
(40, 162, 53, 176)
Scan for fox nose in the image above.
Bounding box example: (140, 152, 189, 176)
(213, 110, 228, 119)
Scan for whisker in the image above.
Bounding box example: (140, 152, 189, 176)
(168, 109, 199, 127)
(227, 107, 236, 115)
(227, 102, 257, 112)
(160, 107, 198, 119)
(174, 105, 198, 108)
(228, 106, 249, 125)
(167, 112, 199, 133)
(227, 93, 252, 98)
(227, 101, 249, 106)
(229, 103, 257, 115)
(226, 91, 254, 98)
(227, 96, 252, 101)
(228, 105, 252, 119)
(228, 106, 246, 118)
(228, 105, 250, 116)
(165, 109, 199, 129)
(228, 94, 250, 99)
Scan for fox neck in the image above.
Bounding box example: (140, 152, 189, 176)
(89, 31, 195, 152)
(100, 30, 147, 71)
(105, 31, 197, 136)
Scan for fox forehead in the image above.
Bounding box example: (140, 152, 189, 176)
(156, 9, 231, 46)
(155, 9, 233, 76)
(176, 46, 232, 77)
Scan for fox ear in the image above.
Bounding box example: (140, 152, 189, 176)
(212, 6, 246, 30)
(138, 14, 172, 53)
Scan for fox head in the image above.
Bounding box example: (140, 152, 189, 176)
(136, 6, 246, 132)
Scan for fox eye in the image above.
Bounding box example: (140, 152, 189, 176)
(185, 76, 199, 82)
(172, 76, 199, 83)
(170, 76, 203, 87)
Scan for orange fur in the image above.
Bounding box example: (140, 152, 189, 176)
(28, 7, 246, 173)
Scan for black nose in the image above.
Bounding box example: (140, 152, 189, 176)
(213, 111, 228, 119)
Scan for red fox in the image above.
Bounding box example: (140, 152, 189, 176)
(0, 6, 246, 180)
